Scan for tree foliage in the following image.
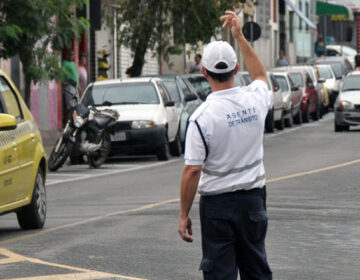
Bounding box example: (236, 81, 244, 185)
(105, 0, 238, 77)
(0, 0, 89, 106)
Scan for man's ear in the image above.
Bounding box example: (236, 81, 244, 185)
(234, 64, 239, 75)
(201, 66, 208, 78)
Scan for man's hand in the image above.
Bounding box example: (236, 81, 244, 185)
(178, 215, 193, 242)
(220, 11, 243, 39)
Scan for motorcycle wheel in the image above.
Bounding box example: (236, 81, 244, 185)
(48, 137, 74, 171)
(88, 132, 111, 168)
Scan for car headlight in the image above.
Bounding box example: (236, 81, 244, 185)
(131, 120, 156, 129)
(74, 116, 84, 128)
(339, 100, 354, 110)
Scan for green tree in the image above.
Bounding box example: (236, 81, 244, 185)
(0, 0, 89, 107)
(107, 0, 237, 77)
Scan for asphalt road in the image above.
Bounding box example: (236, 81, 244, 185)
(1, 113, 360, 280)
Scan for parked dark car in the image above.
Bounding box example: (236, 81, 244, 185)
(181, 73, 211, 101)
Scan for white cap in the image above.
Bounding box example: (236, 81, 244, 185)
(201, 41, 237, 74)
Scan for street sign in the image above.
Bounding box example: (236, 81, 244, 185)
(242, 22, 261, 42)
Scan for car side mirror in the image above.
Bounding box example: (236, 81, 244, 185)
(291, 86, 299, 91)
(336, 76, 342, 80)
(0, 113, 17, 131)
(273, 86, 280, 92)
(165, 100, 175, 107)
(184, 93, 198, 102)
(318, 78, 326, 83)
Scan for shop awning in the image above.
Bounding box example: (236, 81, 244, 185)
(284, 0, 317, 30)
(316, 1, 354, 21)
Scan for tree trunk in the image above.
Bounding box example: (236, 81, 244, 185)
(24, 74, 32, 109)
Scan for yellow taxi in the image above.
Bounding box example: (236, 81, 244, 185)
(0, 69, 47, 229)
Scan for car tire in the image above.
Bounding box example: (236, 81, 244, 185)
(157, 133, 171, 161)
(294, 107, 302, 125)
(265, 109, 275, 133)
(170, 133, 182, 157)
(17, 169, 46, 230)
(334, 123, 349, 132)
(285, 111, 293, 128)
(312, 105, 320, 121)
(275, 112, 285, 130)
(303, 104, 310, 123)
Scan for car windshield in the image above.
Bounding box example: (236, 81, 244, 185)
(289, 73, 303, 87)
(329, 46, 357, 56)
(274, 76, 289, 91)
(82, 83, 160, 106)
(342, 76, 360, 91)
(162, 80, 180, 102)
(316, 66, 333, 79)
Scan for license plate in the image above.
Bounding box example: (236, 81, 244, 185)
(111, 132, 126, 141)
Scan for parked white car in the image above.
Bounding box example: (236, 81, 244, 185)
(265, 72, 284, 132)
(81, 78, 180, 160)
(273, 72, 303, 127)
(334, 71, 360, 132)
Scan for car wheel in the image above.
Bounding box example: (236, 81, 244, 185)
(265, 109, 275, 133)
(170, 133, 182, 157)
(303, 104, 310, 123)
(17, 169, 46, 230)
(294, 107, 302, 125)
(312, 105, 320, 121)
(285, 111, 293, 128)
(334, 123, 349, 132)
(275, 112, 284, 130)
(157, 133, 171, 161)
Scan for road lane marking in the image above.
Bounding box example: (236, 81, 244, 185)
(267, 158, 360, 183)
(0, 248, 149, 280)
(47, 159, 182, 186)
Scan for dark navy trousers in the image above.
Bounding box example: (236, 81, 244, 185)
(199, 186, 272, 280)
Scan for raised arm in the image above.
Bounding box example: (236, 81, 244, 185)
(220, 11, 267, 84)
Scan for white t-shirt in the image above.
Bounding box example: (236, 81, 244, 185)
(184, 80, 271, 196)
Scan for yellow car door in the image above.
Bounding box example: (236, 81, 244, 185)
(0, 76, 28, 203)
(0, 114, 19, 207)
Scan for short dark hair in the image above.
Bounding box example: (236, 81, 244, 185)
(205, 67, 235, 83)
(196, 53, 202, 59)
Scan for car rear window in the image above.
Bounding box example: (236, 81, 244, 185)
(82, 83, 160, 106)
(342, 76, 360, 91)
(289, 73, 303, 87)
(320, 62, 343, 78)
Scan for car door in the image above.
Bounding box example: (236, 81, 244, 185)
(157, 82, 178, 140)
(287, 75, 302, 109)
(0, 76, 35, 201)
(0, 79, 20, 206)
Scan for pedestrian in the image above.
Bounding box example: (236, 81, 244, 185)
(62, 50, 79, 111)
(78, 53, 88, 97)
(178, 10, 272, 280)
(190, 53, 202, 73)
(315, 38, 325, 57)
(355, 54, 360, 71)
(275, 50, 289, 67)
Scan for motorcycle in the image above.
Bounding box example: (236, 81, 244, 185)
(48, 103, 119, 171)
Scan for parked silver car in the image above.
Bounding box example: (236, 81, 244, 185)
(273, 72, 303, 127)
(334, 71, 360, 132)
(156, 75, 202, 148)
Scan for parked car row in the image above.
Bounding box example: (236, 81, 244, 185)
(79, 56, 357, 160)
